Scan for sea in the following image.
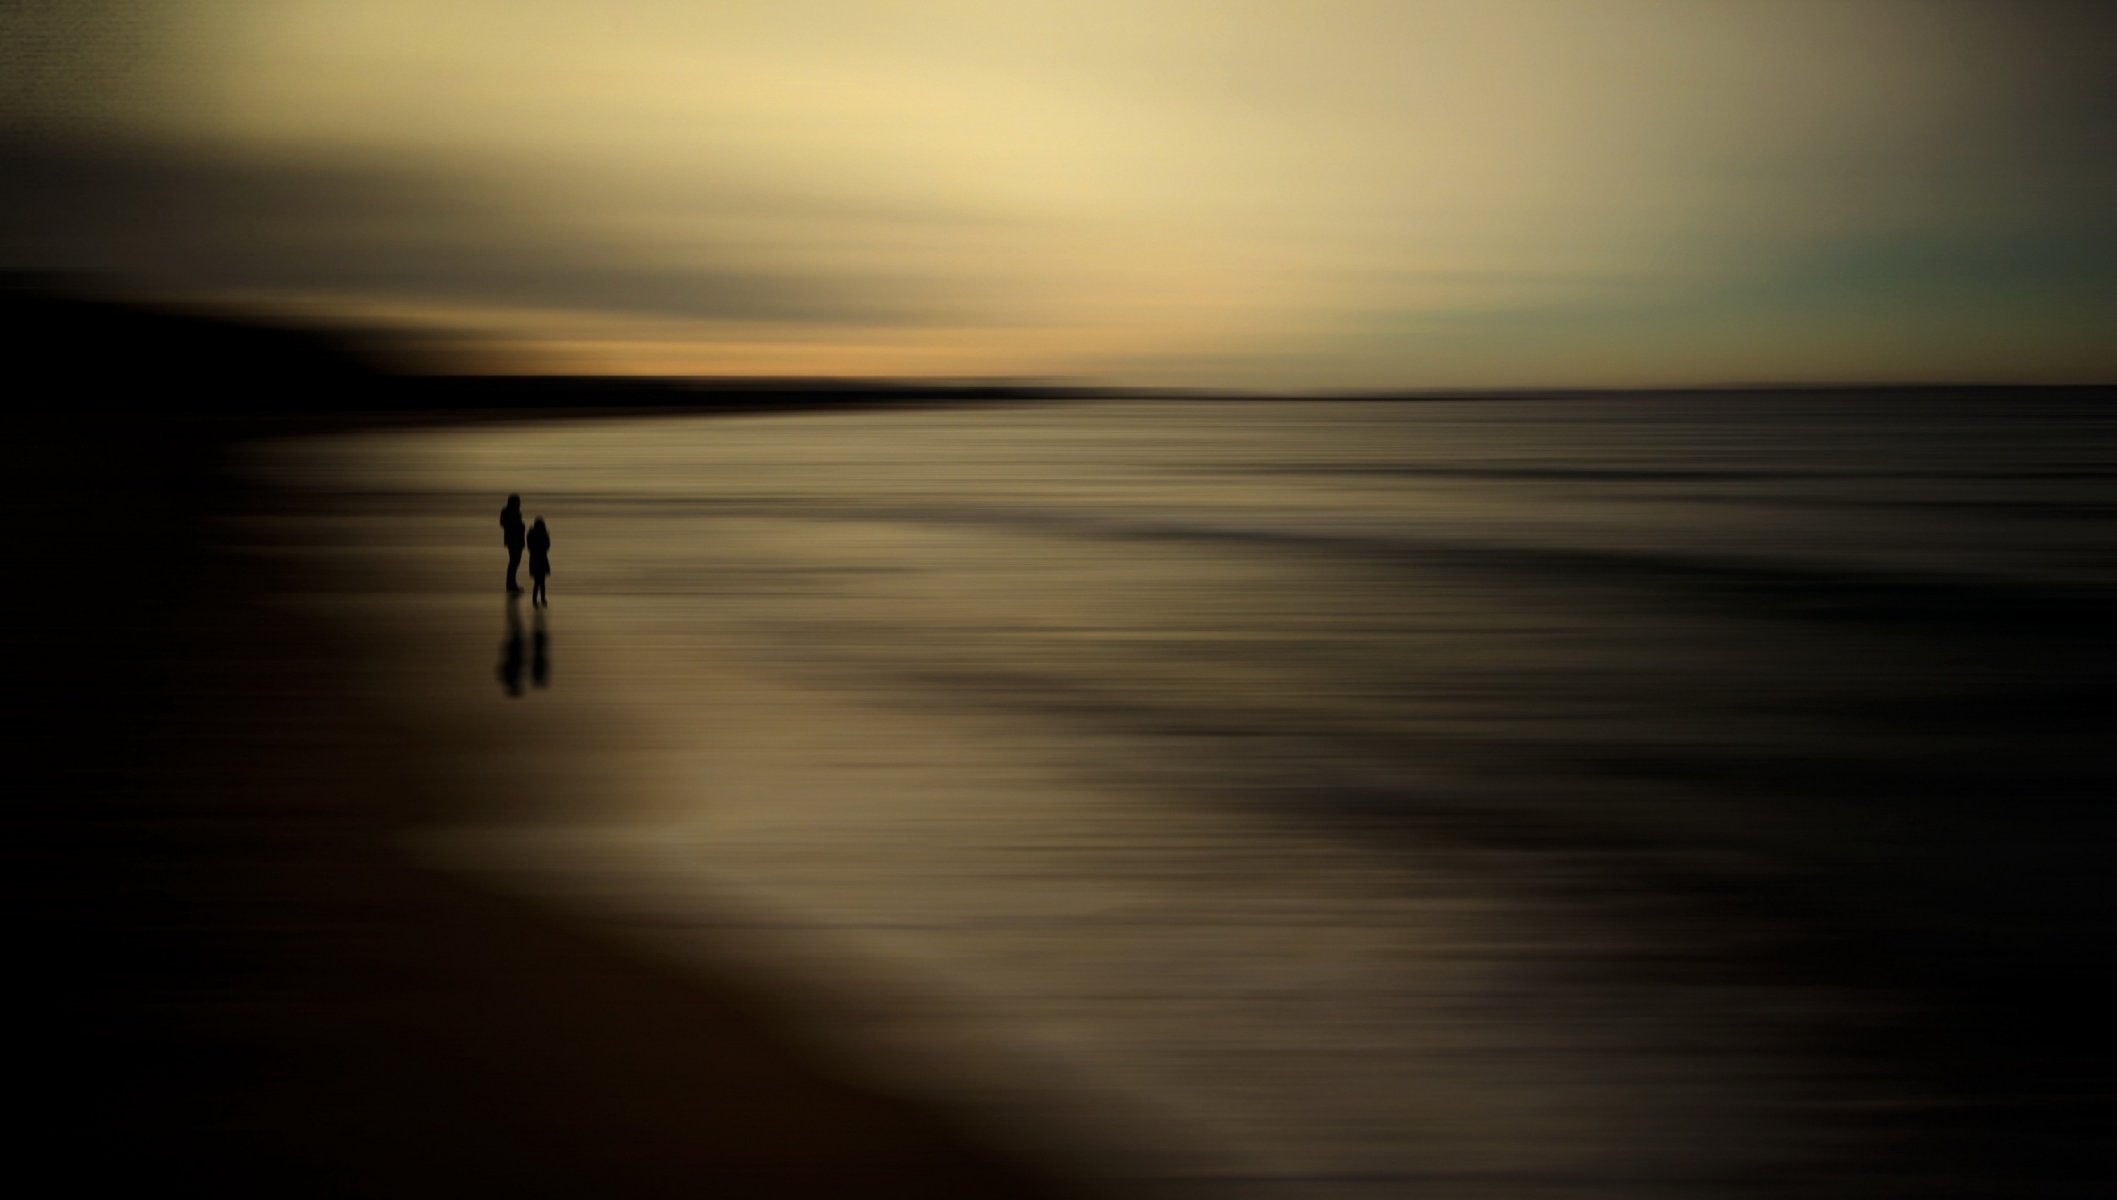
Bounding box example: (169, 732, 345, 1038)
(242, 393, 2116, 1199)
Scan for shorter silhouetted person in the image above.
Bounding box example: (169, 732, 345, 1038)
(498, 596, 525, 696)
(527, 516, 551, 608)
(500, 494, 526, 594)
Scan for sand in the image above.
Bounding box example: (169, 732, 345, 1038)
(11, 417, 1095, 1198)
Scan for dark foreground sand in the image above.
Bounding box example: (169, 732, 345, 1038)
(12, 418, 1091, 1198)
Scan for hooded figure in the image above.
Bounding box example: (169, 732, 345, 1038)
(526, 517, 552, 607)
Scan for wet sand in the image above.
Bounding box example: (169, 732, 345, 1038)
(231, 398, 2115, 1200)
(12, 417, 1094, 1198)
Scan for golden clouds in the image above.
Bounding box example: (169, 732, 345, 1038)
(10, 1, 2113, 384)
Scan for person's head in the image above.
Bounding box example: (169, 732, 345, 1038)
(506, 493, 521, 508)
(532, 517, 546, 531)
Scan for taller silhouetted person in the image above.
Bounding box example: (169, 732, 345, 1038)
(527, 517, 552, 608)
(500, 494, 526, 594)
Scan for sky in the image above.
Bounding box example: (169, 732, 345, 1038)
(4, 0, 2112, 387)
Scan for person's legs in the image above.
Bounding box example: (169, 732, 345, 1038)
(506, 546, 523, 592)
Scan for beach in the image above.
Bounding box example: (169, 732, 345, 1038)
(197, 393, 2115, 1197)
(13, 410, 1096, 1199)
(13, 4, 2114, 1192)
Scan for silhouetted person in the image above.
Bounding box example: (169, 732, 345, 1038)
(500, 494, 526, 594)
(498, 596, 525, 697)
(532, 607, 551, 689)
(527, 516, 551, 608)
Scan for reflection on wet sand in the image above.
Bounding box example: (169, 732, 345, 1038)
(498, 596, 553, 697)
(533, 607, 551, 691)
(498, 596, 524, 697)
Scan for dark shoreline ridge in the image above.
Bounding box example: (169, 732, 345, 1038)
(9, 286, 2109, 428)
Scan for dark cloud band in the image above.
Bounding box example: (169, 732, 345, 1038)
(0, 132, 946, 325)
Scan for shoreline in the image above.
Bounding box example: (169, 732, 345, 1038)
(13, 415, 1102, 1197)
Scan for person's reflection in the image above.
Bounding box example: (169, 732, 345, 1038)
(532, 607, 551, 690)
(499, 594, 525, 697)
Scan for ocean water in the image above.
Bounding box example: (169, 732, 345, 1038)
(245, 395, 2115, 1199)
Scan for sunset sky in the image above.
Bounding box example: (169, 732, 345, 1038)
(5, 1, 2112, 386)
